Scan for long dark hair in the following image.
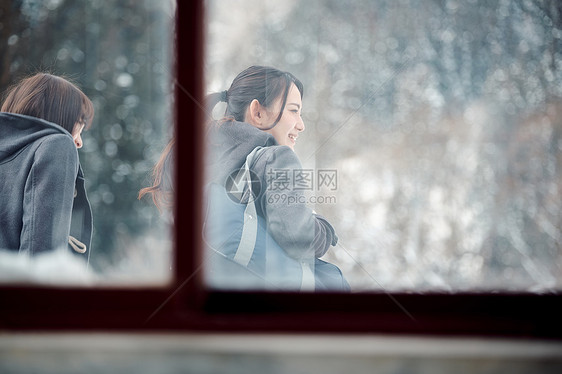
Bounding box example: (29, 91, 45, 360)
(206, 65, 304, 129)
(138, 138, 175, 212)
(1, 73, 94, 133)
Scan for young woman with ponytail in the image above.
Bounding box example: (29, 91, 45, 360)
(141, 66, 344, 289)
(205, 66, 338, 261)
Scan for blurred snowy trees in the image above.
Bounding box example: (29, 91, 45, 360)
(1, 0, 560, 290)
(206, 0, 562, 291)
(0, 0, 174, 280)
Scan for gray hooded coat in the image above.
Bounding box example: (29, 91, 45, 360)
(206, 120, 337, 261)
(0, 113, 92, 259)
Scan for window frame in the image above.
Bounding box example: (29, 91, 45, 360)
(0, 0, 561, 340)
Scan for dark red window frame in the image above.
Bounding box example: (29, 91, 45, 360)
(0, 1, 560, 340)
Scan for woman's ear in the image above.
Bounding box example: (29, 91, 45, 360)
(246, 99, 263, 127)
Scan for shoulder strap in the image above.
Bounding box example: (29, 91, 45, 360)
(233, 147, 264, 266)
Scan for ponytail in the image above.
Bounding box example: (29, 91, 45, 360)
(206, 90, 227, 118)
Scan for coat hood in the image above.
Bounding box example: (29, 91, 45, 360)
(206, 120, 278, 184)
(0, 112, 72, 164)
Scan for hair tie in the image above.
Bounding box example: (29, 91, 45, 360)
(220, 90, 228, 102)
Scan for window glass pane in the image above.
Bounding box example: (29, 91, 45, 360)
(0, 1, 174, 285)
(204, 0, 562, 291)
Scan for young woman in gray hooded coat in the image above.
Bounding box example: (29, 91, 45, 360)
(0, 73, 94, 259)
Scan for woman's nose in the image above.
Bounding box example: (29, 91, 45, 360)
(296, 116, 305, 132)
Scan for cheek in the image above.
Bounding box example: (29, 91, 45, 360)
(267, 117, 294, 144)
(277, 125, 291, 140)
(279, 119, 294, 133)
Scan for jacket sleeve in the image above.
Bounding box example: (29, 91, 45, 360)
(259, 146, 338, 260)
(20, 135, 79, 255)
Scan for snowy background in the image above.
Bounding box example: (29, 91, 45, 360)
(1, 0, 560, 292)
(205, 0, 562, 291)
